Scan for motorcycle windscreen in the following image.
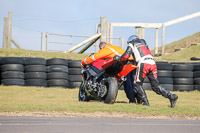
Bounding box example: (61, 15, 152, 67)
(118, 64, 136, 78)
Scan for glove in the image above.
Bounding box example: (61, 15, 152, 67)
(113, 55, 120, 61)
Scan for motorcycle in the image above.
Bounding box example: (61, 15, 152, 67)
(79, 58, 136, 104)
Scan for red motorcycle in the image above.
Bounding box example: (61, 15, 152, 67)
(79, 59, 136, 104)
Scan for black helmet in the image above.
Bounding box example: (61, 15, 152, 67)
(127, 35, 140, 44)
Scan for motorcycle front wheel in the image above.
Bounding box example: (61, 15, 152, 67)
(78, 82, 91, 102)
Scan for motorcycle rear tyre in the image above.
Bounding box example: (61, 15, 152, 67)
(103, 77, 118, 104)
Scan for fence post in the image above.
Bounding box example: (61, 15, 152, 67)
(7, 12, 12, 49)
(141, 27, 145, 39)
(155, 28, 159, 55)
(41, 32, 46, 51)
(95, 24, 100, 52)
(108, 23, 113, 44)
(161, 24, 165, 55)
(3, 17, 8, 48)
(120, 37, 124, 49)
(100, 16, 107, 43)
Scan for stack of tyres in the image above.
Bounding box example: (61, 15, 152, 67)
(193, 63, 200, 91)
(68, 60, 82, 88)
(173, 63, 193, 91)
(0, 57, 25, 86)
(24, 58, 47, 87)
(157, 62, 173, 91)
(143, 62, 173, 91)
(47, 58, 69, 88)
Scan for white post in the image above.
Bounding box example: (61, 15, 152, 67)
(155, 28, 159, 55)
(100, 17, 107, 42)
(41, 32, 46, 51)
(161, 24, 165, 55)
(7, 12, 12, 49)
(3, 17, 8, 48)
(46, 33, 48, 51)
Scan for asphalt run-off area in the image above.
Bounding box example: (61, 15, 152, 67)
(0, 116, 200, 133)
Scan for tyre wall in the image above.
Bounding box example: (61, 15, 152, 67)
(193, 64, 200, 91)
(68, 60, 82, 88)
(172, 63, 194, 91)
(0, 57, 199, 91)
(143, 62, 173, 91)
(46, 58, 69, 88)
(24, 58, 47, 87)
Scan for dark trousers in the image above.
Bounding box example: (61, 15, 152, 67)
(124, 69, 136, 103)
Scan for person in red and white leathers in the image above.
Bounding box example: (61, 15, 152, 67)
(119, 35, 178, 107)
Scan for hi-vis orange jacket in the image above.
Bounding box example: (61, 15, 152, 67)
(81, 44, 126, 65)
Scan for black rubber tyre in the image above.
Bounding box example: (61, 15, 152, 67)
(47, 72, 69, 80)
(193, 71, 200, 78)
(143, 83, 151, 90)
(25, 65, 46, 72)
(25, 58, 46, 65)
(173, 78, 193, 85)
(68, 68, 82, 75)
(1, 79, 25, 86)
(69, 75, 82, 82)
(1, 64, 24, 72)
(47, 79, 69, 88)
(158, 78, 173, 84)
(25, 79, 47, 87)
(46, 58, 68, 66)
(25, 72, 46, 79)
(101, 77, 118, 104)
(69, 81, 82, 88)
(0, 57, 24, 65)
(173, 71, 193, 78)
(157, 70, 173, 77)
(47, 65, 68, 73)
(78, 82, 91, 101)
(1, 71, 24, 79)
(193, 64, 200, 71)
(156, 63, 173, 70)
(173, 85, 193, 91)
(173, 64, 193, 71)
(68, 60, 81, 68)
(194, 78, 200, 85)
(194, 85, 200, 91)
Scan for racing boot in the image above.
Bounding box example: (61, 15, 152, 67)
(168, 93, 178, 108)
(153, 85, 178, 108)
(135, 83, 149, 106)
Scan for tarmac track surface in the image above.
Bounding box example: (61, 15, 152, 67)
(0, 116, 200, 133)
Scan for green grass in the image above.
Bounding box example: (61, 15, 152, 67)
(155, 44, 200, 62)
(0, 48, 88, 60)
(0, 86, 200, 117)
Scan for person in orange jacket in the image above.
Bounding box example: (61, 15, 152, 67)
(81, 42, 136, 103)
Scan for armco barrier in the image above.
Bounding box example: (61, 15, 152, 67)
(0, 57, 199, 91)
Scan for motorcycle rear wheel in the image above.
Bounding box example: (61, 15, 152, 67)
(78, 82, 91, 101)
(102, 77, 118, 104)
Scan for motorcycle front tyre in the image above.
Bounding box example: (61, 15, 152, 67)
(103, 77, 118, 104)
(78, 82, 91, 102)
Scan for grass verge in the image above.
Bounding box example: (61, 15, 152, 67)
(0, 86, 200, 119)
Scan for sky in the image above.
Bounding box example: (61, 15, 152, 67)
(0, 0, 200, 53)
